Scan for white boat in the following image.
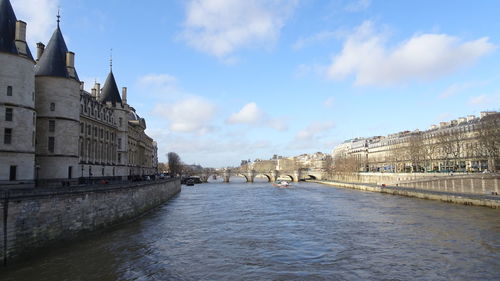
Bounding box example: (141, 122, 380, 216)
(272, 181, 290, 188)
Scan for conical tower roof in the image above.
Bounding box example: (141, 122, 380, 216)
(0, 0, 19, 54)
(100, 71, 122, 105)
(35, 25, 79, 80)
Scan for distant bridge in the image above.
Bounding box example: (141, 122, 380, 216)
(197, 168, 325, 183)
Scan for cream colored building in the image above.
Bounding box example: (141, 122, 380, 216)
(332, 112, 499, 173)
(0, 0, 158, 184)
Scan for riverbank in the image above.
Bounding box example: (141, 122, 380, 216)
(1, 179, 181, 265)
(312, 180, 500, 209)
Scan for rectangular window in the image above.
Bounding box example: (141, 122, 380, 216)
(50, 103, 55, 111)
(48, 137, 55, 153)
(118, 138, 122, 149)
(7, 86, 12, 96)
(87, 125, 91, 135)
(4, 128, 12, 144)
(119, 117, 122, 127)
(5, 108, 13, 121)
(49, 120, 55, 132)
(118, 153, 121, 163)
(9, 166, 16, 181)
(94, 127, 97, 137)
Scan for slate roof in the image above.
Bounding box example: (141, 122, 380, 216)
(35, 25, 79, 80)
(99, 71, 122, 105)
(0, 0, 33, 59)
(0, 0, 18, 54)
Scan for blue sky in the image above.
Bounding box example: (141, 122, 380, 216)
(11, 0, 500, 167)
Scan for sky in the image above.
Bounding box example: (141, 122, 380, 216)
(10, 0, 500, 167)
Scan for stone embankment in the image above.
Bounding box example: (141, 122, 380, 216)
(313, 180, 500, 209)
(0, 179, 181, 265)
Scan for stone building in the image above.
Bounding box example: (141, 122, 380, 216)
(332, 112, 500, 173)
(0, 0, 157, 184)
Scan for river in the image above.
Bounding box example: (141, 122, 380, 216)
(2, 180, 499, 280)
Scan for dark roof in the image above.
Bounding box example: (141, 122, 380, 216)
(35, 26, 79, 80)
(0, 0, 17, 54)
(99, 71, 122, 105)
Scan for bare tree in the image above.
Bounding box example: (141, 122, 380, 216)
(476, 113, 500, 172)
(158, 162, 168, 173)
(403, 133, 425, 172)
(167, 152, 182, 177)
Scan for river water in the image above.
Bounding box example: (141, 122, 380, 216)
(2, 180, 500, 281)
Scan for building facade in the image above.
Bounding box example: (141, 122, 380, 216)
(332, 112, 500, 173)
(0, 0, 157, 184)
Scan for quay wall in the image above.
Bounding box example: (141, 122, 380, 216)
(0, 179, 181, 264)
(328, 173, 499, 195)
(314, 180, 499, 209)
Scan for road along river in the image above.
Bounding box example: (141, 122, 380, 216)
(2, 180, 499, 280)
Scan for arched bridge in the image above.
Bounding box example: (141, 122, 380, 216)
(199, 168, 325, 183)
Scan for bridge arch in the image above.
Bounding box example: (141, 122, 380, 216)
(254, 174, 272, 182)
(278, 174, 294, 182)
(306, 175, 317, 180)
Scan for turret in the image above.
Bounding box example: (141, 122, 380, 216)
(0, 0, 36, 182)
(34, 14, 80, 180)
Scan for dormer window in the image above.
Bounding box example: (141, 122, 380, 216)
(50, 103, 55, 111)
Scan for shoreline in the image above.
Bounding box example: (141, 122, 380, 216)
(311, 180, 500, 209)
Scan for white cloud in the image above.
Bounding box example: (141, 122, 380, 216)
(345, 0, 371, 12)
(12, 0, 59, 45)
(327, 21, 496, 86)
(323, 97, 335, 108)
(152, 96, 216, 134)
(227, 102, 263, 124)
(181, 0, 298, 58)
(226, 102, 288, 131)
(295, 121, 335, 141)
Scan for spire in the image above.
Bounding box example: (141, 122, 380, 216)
(56, 7, 60, 27)
(0, 0, 19, 55)
(35, 18, 79, 80)
(110, 48, 113, 72)
(99, 71, 122, 106)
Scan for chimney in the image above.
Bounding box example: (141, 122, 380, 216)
(15, 21, 27, 55)
(91, 88, 97, 98)
(15, 21, 27, 42)
(122, 87, 127, 104)
(36, 43, 45, 61)
(80, 81, 85, 91)
(66, 51, 76, 78)
(96, 83, 101, 100)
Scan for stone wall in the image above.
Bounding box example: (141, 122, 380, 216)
(0, 179, 181, 264)
(328, 172, 499, 195)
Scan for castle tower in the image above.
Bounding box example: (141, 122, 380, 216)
(100, 69, 130, 178)
(0, 0, 36, 182)
(34, 15, 80, 180)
